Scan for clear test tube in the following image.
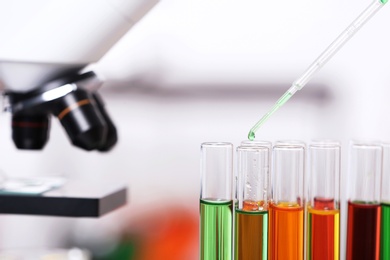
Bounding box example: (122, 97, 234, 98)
(235, 146, 269, 260)
(381, 143, 390, 259)
(346, 142, 382, 260)
(200, 142, 233, 260)
(241, 140, 272, 202)
(269, 143, 305, 260)
(306, 142, 340, 260)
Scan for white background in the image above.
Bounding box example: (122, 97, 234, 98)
(0, 0, 389, 258)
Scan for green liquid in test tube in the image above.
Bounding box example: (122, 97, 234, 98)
(200, 200, 233, 259)
(248, 0, 387, 140)
(381, 203, 390, 260)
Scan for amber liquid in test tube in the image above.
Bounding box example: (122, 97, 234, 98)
(269, 143, 305, 260)
(200, 142, 233, 260)
(306, 142, 340, 260)
(235, 146, 269, 260)
(346, 142, 382, 260)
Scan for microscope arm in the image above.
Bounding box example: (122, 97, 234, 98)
(0, 0, 159, 92)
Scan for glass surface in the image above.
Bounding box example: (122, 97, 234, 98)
(348, 142, 382, 203)
(308, 142, 340, 209)
(272, 144, 304, 205)
(235, 146, 269, 260)
(382, 143, 390, 202)
(200, 142, 233, 260)
(236, 146, 269, 210)
(347, 142, 382, 260)
(200, 142, 233, 201)
(306, 142, 340, 260)
(269, 143, 304, 260)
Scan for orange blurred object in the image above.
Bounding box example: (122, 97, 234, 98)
(121, 204, 198, 260)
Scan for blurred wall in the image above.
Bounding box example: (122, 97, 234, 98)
(0, 0, 389, 259)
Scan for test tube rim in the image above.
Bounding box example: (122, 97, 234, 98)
(350, 143, 382, 150)
(309, 143, 341, 150)
(237, 145, 269, 153)
(348, 140, 382, 203)
(310, 139, 341, 146)
(274, 140, 306, 147)
(241, 140, 272, 147)
(382, 141, 390, 147)
(273, 144, 305, 151)
(201, 142, 233, 148)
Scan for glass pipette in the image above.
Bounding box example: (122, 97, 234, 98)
(248, 0, 388, 140)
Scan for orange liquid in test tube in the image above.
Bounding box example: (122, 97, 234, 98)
(268, 202, 304, 260)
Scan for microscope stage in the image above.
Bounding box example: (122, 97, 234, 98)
(0, 181, 127, 217)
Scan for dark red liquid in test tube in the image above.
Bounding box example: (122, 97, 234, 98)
(346, 201, 381, 260)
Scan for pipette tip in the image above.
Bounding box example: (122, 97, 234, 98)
(248, 131, 255, 141)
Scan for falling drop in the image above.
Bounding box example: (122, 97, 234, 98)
(248, 131, 255, 141)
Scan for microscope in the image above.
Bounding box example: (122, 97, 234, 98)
(0, 0, 158, 151)
(0, 0, 159, 217)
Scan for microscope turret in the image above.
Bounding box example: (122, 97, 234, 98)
(0, 0, 158, 151)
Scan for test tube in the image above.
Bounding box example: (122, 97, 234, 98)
(200, 142, 233, 260)
(381, 143, 390, 260)
(269, 143, 305, 260)
(241, 140, 272, 202)
(235, 146, 269, 260)
(241, 140, 272, 150)
(306, 142, 340, 260)
(346, 142, 382, 260)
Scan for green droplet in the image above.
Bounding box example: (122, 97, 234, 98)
(381, 0, 388, 4)
(248, 131, 255, 141)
